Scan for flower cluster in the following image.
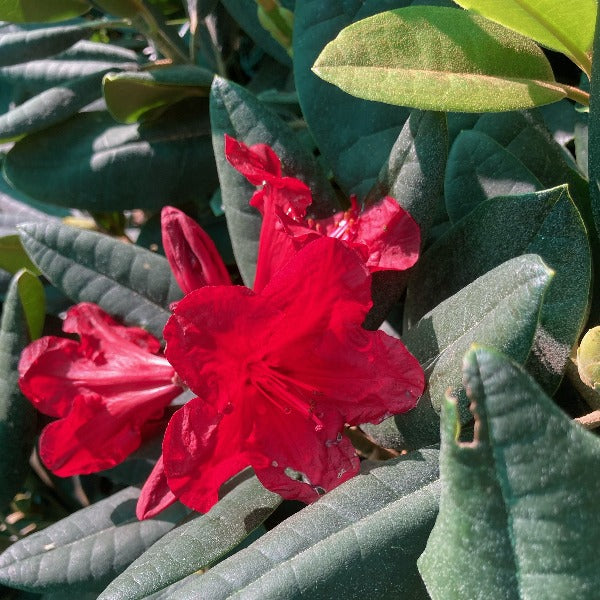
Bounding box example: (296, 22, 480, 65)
(19, 138, 425, 518)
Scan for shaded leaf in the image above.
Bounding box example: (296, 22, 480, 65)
(453, 0, 596, 74)
(0, 0, 90, 23)
(589, 10, 600, 250)
(0, 487, 189, 594)
(144, 448, 440, 599)
(103, 65, 214, 123)
(0, 271, 38, 509)
(294, 0, 412, 197)
(313, 7, 566, 113)
(419, 346, 600, 599)
(0, 70, 108, 142)
(0, 234, 40, 275)
(14, 268, 44, 341)
(18, 221, 181, 339)
(364, 254, 551, 450)
(405, 186, 591, 392)
(4, 102, 217, 211)
(445, 130, 543, 223)
(98, 477, 281, 600)
(210, 75, 336, 286)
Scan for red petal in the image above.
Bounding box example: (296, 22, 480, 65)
(136, 455, 177, 519)
(224, 135, 281, 185)
(162, 398, 253, 513)
(63, 303, 161, 354)
(38, 382, 178, 476)
(161, 206, 231, 294)
(355, 198, 421, 271)
(261, 237, 372, 344)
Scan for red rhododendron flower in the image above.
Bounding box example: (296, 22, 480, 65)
(160, 237, 425, 513)
(161, 206, 231, 294)
(224, 135, 421, 291)
(18, 303, 184, 476)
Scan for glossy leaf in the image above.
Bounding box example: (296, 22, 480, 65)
(577, 326, 600, 391)
(4, 104, 217, 211)
(445, 130, 543, 223)
(0, 0, 89, 23)
(0, 70, 108, 141)
(0, 488, 189, 594)
(313, 7, 566, 112)
(294, 0, 411, 196)
(210, 75, 336, 286)
(0, 23, 96, 68)
(453, 0, 596, 74)
(103, 65, 214, 123)
(18, 221, 182, 339)
(144, 448, 440, 599)
(405, 186, 591, 392)
(419, 346, 600, 599)
(98, 477, 281, 600)
(364, 254, 551, 451)
(0, 271, 38, 509)
(589, 12, 600, 249)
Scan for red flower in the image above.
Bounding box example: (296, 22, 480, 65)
(18, 303, 184, 476)
(160, 237, 424, 513)
(225, 135, 421, 291)
(161, 206, 231, 294)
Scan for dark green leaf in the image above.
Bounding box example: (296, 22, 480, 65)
(0, 70, 108, 142)
(405, 186, 591, 393)
(589, 8, 600, 250)
(445, 130, 543, 223)
(0, 271, 38, 509)
(98, 477, 281, 600)
(221, 0, 293, 66)
(294, 0, 411, 197)
(103, 65, 214, 123)
(4, 103, 217, 211)
(419, 346, 600, 599)
(145, 448, 440, 599)
(0, 488, 188, 594)
(364, 254, 552, 450)
(18, 221, 181, 339)
(0, 23, 96, 68)
(313, 7, 565, 113)
(210, 75, 336, 286)
(0, 0, 90, 23)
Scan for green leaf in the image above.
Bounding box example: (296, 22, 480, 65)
(210, 75, 336, 286)
(0, 235, 40, 275)
(0, 23, 96, 68)
(221, 0, 293, 66)
(363, 109, 447, 329)
(0, 271, 38, 509)
(0, 488, 189, 595)
(364, 254, 552, 451)
(0, 0, 90, 23)
(405, 186, 591, 393)
(4, 103, 217, 211)
(103, 65, 214, 123)
(143, 448, 440, 599)
(418, 346, 600, 599)
(589, 10, 600, 251)
(14, 268, 45, 341)
(453, 0, 596, 74)
(98, 477, 281, 600)
(17, 221, 181, 339)
(445, 130, 543, 223)
(313, 6, 566, 112)
(294, 0, 411, 196)
(0, 70, 108, 142)
(577, 326, 600, 391)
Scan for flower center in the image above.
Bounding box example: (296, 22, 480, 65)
(248, 363, 325, 431)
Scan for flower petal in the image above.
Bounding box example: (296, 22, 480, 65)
(38, 383, 177, 476)
(161, 206, 231, 294)
(355, 198, 421, 271)
(162, 398, 253, 513)
(136, 455, 177, 520)
(224, 134, 281, 185)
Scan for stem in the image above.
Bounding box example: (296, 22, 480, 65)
(575, 410, 600, 430)
(560, 84, 590, 106)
